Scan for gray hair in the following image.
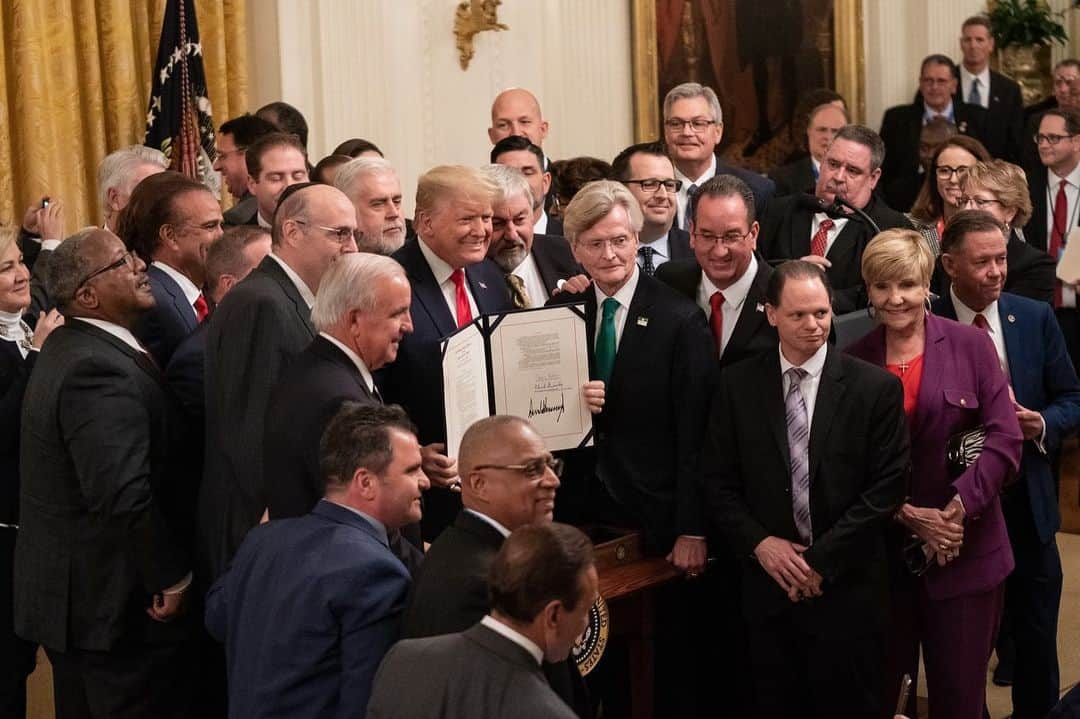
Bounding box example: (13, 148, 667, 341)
(562, 180, 643, 244)
(46, 227, 102, 310)
(480, 164, 535, 209)
(311, 252, 408, 330)
(96, 145, 167, 209)
(830, 125, 886, 172)
(334, 156, 397, 200)
(663, 82, 723, 124)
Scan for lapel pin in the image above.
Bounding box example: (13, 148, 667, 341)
(478, 281, 487, 290)
(756, 303, 765, 312)
(637, 316, 649, 327)
(1007, 314, 1016, 323)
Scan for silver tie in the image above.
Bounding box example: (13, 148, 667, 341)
(785, 367, 812, 545)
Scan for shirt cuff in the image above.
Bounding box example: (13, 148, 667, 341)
(1035, 414, 1048, 455)
(162, 572, 192, 595)
(41, 239, 61, 251)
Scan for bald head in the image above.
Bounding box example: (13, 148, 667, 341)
(488, 88, 549, 147)
(273, 183, 358, 295)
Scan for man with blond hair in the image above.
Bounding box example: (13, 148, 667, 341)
(379, 165, 511, 540)
(334, 157, 408, 255)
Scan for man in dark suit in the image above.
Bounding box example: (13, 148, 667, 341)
(214, 114, 278, 227)
(771, 102, 848, 198)
(491, 135, 563, 236)
(334, 156, 409, 254)
(487, 88, 560, 220)
(242, 132, 311, 229)
(379, 165, 512, 541)
(612, 141, 693, 274)
(702, 260, 909, 717)
(368, 522, 596, 719)
(117, 171, 223, 366)
(760, 124, 912, 313)
(206, 403, 427, 719)
(957, 16, 1024, 163)
(481, 164, 581, 306)
(663, 82, 776, 230)
(934, 216, 1080, 719)
(656, 174, 776, 368)
(199, 182, 358, 584)
(880, 55, 991, 188)
(1025, 107, 1080, 370)
(16, 229, 195, 718)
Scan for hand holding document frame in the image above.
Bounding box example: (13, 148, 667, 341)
(1055, 229, 1080, 284)
(441, 305, 593, 458)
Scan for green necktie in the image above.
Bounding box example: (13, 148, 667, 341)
(594, 297, 619, 384)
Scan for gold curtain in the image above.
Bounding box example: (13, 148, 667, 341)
(0, 0, 247, 231)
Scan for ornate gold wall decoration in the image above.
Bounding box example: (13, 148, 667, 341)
(454, 0, 509, 70)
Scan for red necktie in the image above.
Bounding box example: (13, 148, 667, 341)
(709, 291, 725, 353)
(972, 313, 989, 331)
(193, 293, 209, 323)
(810, 219, 833, 257)
(1051, 179, 1069, 308)
(450, 268, 472, 328)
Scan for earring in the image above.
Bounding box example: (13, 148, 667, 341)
(924, 294, 933, 314)
(866, 304, 877, 320)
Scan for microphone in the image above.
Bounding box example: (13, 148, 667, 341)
(798, 193, 882, 235)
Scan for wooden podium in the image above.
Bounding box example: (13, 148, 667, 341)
(583, 527, 681, 719)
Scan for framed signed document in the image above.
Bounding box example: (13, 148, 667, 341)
(441, 305, 593, 458)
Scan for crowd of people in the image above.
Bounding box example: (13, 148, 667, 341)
(3, 12, 1080, 719)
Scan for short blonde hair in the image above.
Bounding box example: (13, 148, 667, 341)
(0, 226, 15, 258)
(415, 165, 497, 217)
(562, 180, 643, 244)
(861, 228, 934, 288)
(962, 160, 1033, 229)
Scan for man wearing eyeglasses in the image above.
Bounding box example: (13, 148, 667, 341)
(1025, 107, 1080, 371)
(16, 228, 198, 718)
(612, 141, 690, 275)
(401, 415, 591, 717)
(199, 182, 358, 586)
(662, 82, 775, 231)
(215, 114, 278, 227)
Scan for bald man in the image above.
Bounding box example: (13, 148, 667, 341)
(488, 88, 549, 148)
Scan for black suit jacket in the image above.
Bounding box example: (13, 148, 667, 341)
(546, 214, 565, 237)
(165, 322, 207, 423)
(978, 70, 1025, 163)
(223, 195, 258, 227)
(674, 157, 776, 229)
(654, 255, 777, 370)
(199, 255, 317, 583)
(1025, 164, 1080, 254)
(547, 273, 714, 550)
(528, 234, 582, 301)
(759, 193, 912, 313)
(379, 240, 511, 540)
(0, 342, 34, 526)
(15, 319, 193, 651)
(702, 346, 909, 625)
(880, 101, 990, 186)
(135, 263, 198, 367)
(770, 156, 816, 198)
(930, 229, 1056, 305)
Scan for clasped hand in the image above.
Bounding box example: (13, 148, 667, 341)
(754, 536, 823, 602)
(898, 500, 964, 566)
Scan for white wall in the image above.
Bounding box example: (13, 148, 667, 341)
(247, 0, 634, 217)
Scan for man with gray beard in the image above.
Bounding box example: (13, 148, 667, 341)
(480, 164, 580, 308)
(335, 157, 408, 255)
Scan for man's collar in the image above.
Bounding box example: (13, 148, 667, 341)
(463, 508, 511, 538)
(533, 210, 549, 235)
(1048, 161, 1080, 186)
(960, 65, 990, 86)
(593, 263, 640, 305)
(320, 499, 389, 546)
(922, 100, 954, 122)
(417, 237, 459, 283)
(267, 252, 316, 308)
(318, 332, 375, 392)
(480, 615, 544, 666)
(950, 286, 999, 330)
(674, 154, 717, 186)
(707, 253, 758, 305)
(151, 260, 202, 304)
(76, 317, 145, 354)
(779, 340, 828, 378)
(257, 211, 272, 229)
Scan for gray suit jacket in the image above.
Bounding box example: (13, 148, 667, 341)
(367, 623, 576, 719)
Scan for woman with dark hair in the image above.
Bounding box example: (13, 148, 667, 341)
(908, 135, 990, 256)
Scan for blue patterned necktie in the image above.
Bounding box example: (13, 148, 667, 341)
(968, 77, 982, 106)
(785, 367, 812, 545)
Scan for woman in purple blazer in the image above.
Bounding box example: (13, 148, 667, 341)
(845, 227, 1022, 719)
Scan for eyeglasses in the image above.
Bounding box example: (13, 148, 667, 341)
(624, 178, 682, 194)
(1034, 132, 1076, 146)
(77, 250, 137, 289)
(959, 196, 1001, 209)
(292, 219, 357, 244)
(473, 456, 564, 480)
(691, 228, 754, 248)
(935, 165, 970, 179)
(576, 236, 633, 254)
(664, 118, 718, 133)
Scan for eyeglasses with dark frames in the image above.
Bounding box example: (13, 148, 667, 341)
(624, 178, 683, 194)
(77, 250, 137, 289)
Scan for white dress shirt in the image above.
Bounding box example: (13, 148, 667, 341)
(1045, 163, 1080, 307)
(637, 233, 672, 271)
(922, 100, 955, 125)
(267, 252, 316, 308)
(960, 66, 991, 109)
(533, 210, 549, 235)
(463, 508, 511, 538)
(319, 332, 376, 393)
(779, 341, 828, 432)
(592, 265, 641, 350)
(949, 288, 1010, 378)
(697, 254, 758, 356)
(151, 260, 202, 311)
(674, 155, 717, 227)
(77, 317, 146, 354)
(810, 212, 849, 256)
(257, 212, 271, 230)
(418, 238, 480, 321)
(480, 615, 544, 665)
(512, 252, 549, 304)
